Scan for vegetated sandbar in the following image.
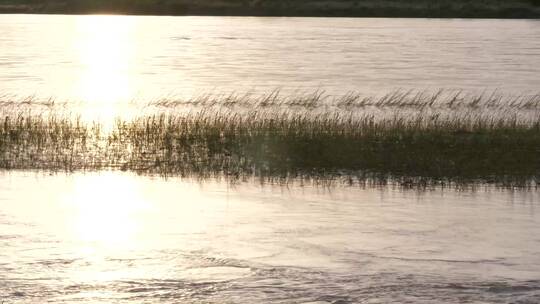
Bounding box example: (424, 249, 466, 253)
(1, 91, 539, 189)
(1, 0, 540, 18)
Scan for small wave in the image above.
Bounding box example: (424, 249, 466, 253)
(374, 255, 509, 265)
(29, 258, 77, 266)
(126, 287, 158, 293)
(0, 234, 20, 240)
(484, 282, 540, 293)
(215, 36, 254, 40)
(11, 291, 25, 297)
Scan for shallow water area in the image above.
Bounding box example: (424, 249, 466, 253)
(1, 171, 539, 303)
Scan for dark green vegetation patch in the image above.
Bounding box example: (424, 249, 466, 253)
(1, 0, 540, 18)
(2, 92, 539, 189)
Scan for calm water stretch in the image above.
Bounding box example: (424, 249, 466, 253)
(1, 14, 540, 304)
(1, 15, 540, 103)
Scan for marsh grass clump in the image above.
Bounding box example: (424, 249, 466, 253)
(112, 110, 540, 188)
(0, 114, 105, 171)
(1, 92, 540, 189)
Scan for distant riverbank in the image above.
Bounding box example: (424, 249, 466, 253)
(1, 0, 540, 18)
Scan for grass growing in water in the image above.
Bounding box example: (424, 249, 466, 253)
(1, 92, 539, 189)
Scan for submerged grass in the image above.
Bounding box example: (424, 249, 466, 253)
(1, 92, 540, 189)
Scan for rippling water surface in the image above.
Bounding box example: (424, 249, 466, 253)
(1, 15, 540, 104)
(1, 172, 539, 303)
(1, 14, 540, 304)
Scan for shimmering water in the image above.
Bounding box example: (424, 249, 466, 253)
(1, 15, 539, 104)
(1, 172, 539, 303)
(2, 14, 540, 304)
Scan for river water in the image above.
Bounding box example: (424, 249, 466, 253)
(1, 171, 539, 303)
(1, 14, 540, 304)
(1, 15, 540, 103)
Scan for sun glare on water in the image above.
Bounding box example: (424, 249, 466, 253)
(69, 173, 148, 249)
(58, 172, 220, 284)
(63, 172, 151, 282)
(74, 15, 137, 125)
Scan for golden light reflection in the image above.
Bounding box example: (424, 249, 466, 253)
(74, 16, 136, 123)
(60, 172, 153, 283)
(69, 172, 149, 249)
(60, 172, 231, 284)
